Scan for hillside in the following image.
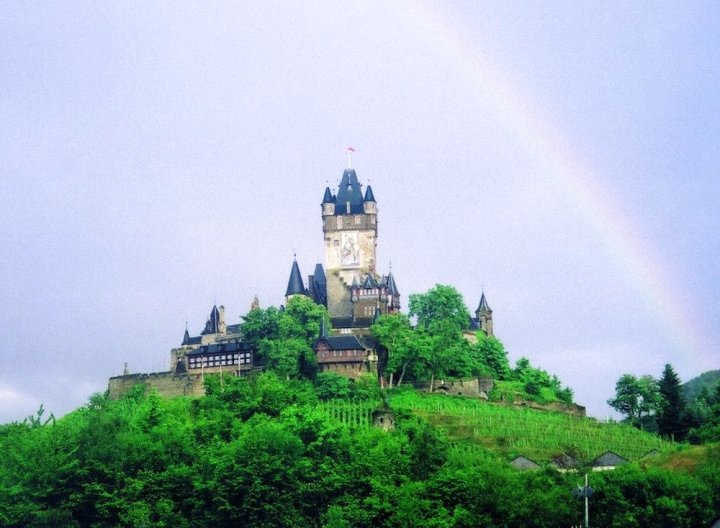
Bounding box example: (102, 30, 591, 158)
(1, 375, 719, 527)
(386, 390, 668, 463)
(683, 369, 720, 401)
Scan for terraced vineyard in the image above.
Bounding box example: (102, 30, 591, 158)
(388, 390, 671, 463)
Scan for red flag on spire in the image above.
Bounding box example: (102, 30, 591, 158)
(347, 146, 355, 152)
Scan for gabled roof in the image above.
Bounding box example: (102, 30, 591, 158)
(286, 259, 305, 297)
(313, 335, 365, 351)
(591, 451, 628, 467)
(334, 169, 365, 215)
(361, 274, 378, 288)
(476, 292, 491, 313)
(510, 456, 541, 470)
(364, 184, 375, 202)
(550, 453, 581, 469)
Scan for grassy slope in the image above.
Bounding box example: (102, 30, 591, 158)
(386, 390, 670, 464)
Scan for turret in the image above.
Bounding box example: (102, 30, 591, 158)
(322, 186, 335, 216)
(475, 292, 493, 337)
(363, 185, 377, 214)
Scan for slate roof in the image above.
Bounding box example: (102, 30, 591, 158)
(307, 263, 327, 306)
(286, 259, 306, 296)
(187, 341, 253, 356)
(226, 323, 242, 334)
(385, 272, 399, 296)
(201, 305, 221, 335)
(313, 335, 366, 351)
(334, 169, 365, 215)
(361, 274, 379, 288)
(331, 317, 354, 328)
(476, 292, 491, 313)
(364, 185, 375, 202)
(322, 186, 334, 204)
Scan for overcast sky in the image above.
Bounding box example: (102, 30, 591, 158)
(1, 1, 718, 422)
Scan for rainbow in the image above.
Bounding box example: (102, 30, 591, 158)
(402, 3, 712, 364)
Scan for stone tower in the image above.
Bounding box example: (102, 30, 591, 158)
(475, 292, 493, 337)
(321, 169, 380, 323)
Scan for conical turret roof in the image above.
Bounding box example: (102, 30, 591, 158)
(476, 292, 491, 313)
(364, 184, 375, 202)
(386, 271, 400, 296)
(322, 186, 335, 204)
(286, 258, 305, 297)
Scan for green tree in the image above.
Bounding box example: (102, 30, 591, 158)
(657, 363, 686, 440)
(473, 333, 510, 380)
(608, 374, 661, 429)
(240, 305, 281, 348)
(408, 284, 470, 336)
(371, 314, 436, 387)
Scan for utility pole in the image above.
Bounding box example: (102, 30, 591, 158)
(571, 472, 593, 527)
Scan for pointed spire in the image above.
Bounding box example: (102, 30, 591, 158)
(286, 257, 305, 297)
(182, 327, 191, 345)
(477, 292, 491, 313)
(386, 271, 399, 296)
(322, 186, 334, 204)
(250, 295, 260, 311)
(210, 305, 220, 332)
(364, 184, 375, 202)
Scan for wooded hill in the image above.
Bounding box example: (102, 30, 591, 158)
(1, 374, 718, 528)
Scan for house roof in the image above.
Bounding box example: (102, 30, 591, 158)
(591, 451, 628, 467)
(550, 453, 581, 469)
(510, 456, 541, 470)
(187, 341, 253, 356)
(313, 335, 366, 351)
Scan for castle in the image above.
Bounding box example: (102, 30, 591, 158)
(108, 164, 493, 398)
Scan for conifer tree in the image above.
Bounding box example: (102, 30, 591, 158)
(657, 363, 686, 440)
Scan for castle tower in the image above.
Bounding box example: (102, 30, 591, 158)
(322, 169, 379, 325)
(475, 292, 493, 337)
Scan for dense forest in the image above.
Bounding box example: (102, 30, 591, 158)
(2, 374, 719, 527)
(2, 284, 719, 526)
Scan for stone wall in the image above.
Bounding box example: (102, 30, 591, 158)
(414, 378, 494, 398)
(108, 372, 205, 400)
